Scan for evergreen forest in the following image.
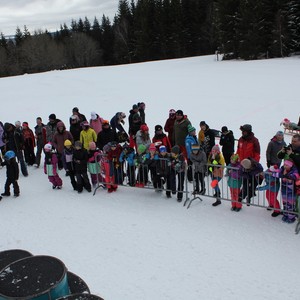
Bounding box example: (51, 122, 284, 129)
(0, 0, 299, 77)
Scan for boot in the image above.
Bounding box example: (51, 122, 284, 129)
(212, 199, 221, 206)
(199, 188, 206, 195)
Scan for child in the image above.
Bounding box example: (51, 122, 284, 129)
(135, 144, 148, 187)
(257, 165, 281, 217)
(239, 158, 263, 206)
(144, 143, 160, 191)
(1, 150, 20, 197)
(278, 160, 299, 223)
(190, 144, 207, 195)
(87, 141, 103, 187)
(107, 141, 123, 187)
(208, 144, 225, 206)
(227, 154, 243, 211)
(62, 139, 77, 191)
(119, 143, 136, 187)
(157, 145, 172, 198)
(73, 141, 92, 193)
(43, 143, 63, 189)
(170, 145, 186, 202)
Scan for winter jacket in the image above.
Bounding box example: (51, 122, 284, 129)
(52, 123, 74, 154)
(44, 152, 58, 176)
(152, 133, 171, 152)
(237, 132, 261, 162)
(107, 144, 123, 166)
(45, 119, 61, 142)
(62, 147, 75, 172)
(80, 128, 97, 150)
(70, 122, 82, 142)
(0, 121, 5, 148)
(278, 146, 300, 174)
(227, 162, 243, 189)
(129, 120, 142, 137)
(96, 127, 118, 150)
(73, 148, 89, 173)
(173, 116, 191, 146)
(119, 148, 136, 167)
(87, 149, 101, 174)
(110, 113, 126, 133)
(258, 169, 280, 193)
(220, 130, 235, 155)
(170, 153, 186, 173)
(144, 153, 159, 171)
(136, 130, 151, 149)
(240, 158, 263, 180)
(185, 134, 199, 159)
(1, 158, 19, 180)
(89, 114, 104, 135)
(202, 127, 215, 155)
(278, 165, 299, 201)
(190, 149, 207, 173)
(157, 153, 171, 176)
(208, 152, 225, 178)
(164, 117, 176, 146)
(3, 123, 24, 152)
(34, 123, 47, 147)
(266, 136, 286, 166)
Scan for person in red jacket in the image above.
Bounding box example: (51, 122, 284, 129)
(22, 122, 36, 166)
(237, 124, 260, 162)
(152, 124, 171, 152)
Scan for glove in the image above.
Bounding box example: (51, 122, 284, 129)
(212, 160, 218, 165)
(209, 167, 213, 172)
(155, 141, 162, 146)
(267, 161, 271, 168)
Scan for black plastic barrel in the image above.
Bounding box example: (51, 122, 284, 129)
(0, 255, 70, 300)
(67, 271, 90, 294)
(0, 249, 33, 271)
(57, 294, 104, 300)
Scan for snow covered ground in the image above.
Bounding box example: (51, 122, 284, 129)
(0, 55, 300, 299)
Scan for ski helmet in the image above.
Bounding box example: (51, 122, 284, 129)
(4, 150, 15, 160)
(64, 139, 72, 147)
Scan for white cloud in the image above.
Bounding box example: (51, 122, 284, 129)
(0, 0, 118, 35)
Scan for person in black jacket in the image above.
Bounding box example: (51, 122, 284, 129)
(219, 126, 235, 165)
(199, 121, 215, 157)
(96, 120, 118, 150)
(1, 150, 20, 197)
(73, 141, 92, 193)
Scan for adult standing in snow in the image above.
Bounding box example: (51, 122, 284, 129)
(96, 120, 118, 151)
(138, 102, 146, 124)
(266, 131, 286, 168)
(34, 117, 46, 168)
(236, 124, 260, 162)
(70, 107, 87, 125)
(219, 126, 235, 165)
(164, 109, 176, 146)
(69, 115, 82, 142)
(89, 111, 104, 135)
(80, 121, 97, 150)
(46, 114, 61, 143)
(128, 104, 140, 130)
(136, 124, 151, 150)
(22, 122, 36, 166)
(173, 109, 191, 159)
(128, 113, 142, 149)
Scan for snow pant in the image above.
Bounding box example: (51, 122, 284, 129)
(56, 152, 63, 170)
(16, 150, 28, 176)
(266, 190, 280, 213)
(230, 187, 242, 209)
(194, 171, 205, 192)
(75, 171, 91, 192)
(35, 141, 44, 167)
(48, 174, 62, 187)
(24, 140, 36, 166)
(187, 160, 193, 182)
(239, 177, 258, 204)
(126, 165, 136, 186)
(103, 161, 117, 190)
(90, 173, 104, 186)
(170, 170, 185, 200)
(223, 151, 234, 166)
(164, 175, 172, 197)
(150, 168, 162, 189)
(212, 176, 222, 195)
(282, 196, 296, 221)
(137, 165, 148, 185)
(68, 170, 77, 190)
(4, 178, 20, 195)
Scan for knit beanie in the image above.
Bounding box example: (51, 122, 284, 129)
(159, 145, 167, 153)
(149, 143, 156, 151)
(74, 141, 82, 148)
(140, 124, 149, 132)
(171, 145, 180, 155)
(89, 141, 96, 150)
(138, 144, 147, 154)
(191, 144, 200, 151)
(211, 144, 220, 153)
(91, 112, 97, 120)
(176, 110, 184, 116)
(241, 158, 252, 169)
(221, 126, 228, 133)
(49, 114, 56, 120)
(188, 125, 196, 133)
(284, 160, 294, 168)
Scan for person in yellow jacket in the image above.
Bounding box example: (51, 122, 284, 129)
(80, 121, 97, 150)
(208, 144, 225, 206)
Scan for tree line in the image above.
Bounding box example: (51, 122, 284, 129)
(0, 0, 299, 77)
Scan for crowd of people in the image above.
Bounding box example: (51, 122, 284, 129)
(0, 104, 299, 223)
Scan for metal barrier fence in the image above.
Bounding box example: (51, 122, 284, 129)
(91, 154, 300, 231)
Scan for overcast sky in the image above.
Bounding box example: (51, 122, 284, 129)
(0, 0, 119, 36)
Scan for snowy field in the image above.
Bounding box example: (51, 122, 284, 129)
(0, 55, 300, 299)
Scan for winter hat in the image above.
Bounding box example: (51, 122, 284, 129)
(64, 139, 72, 147)
(169, 109, 176, 115)
(171, 145, 180, 155)
(269, 165, 279, 172)
(22, 122, 28, 127)
(284, 160, 294, 168)
(89, 141, 96, 150)
(187, 125, 196, 133)
(74, 141, 82, 148)
(44, 143, 52, 152)
(111, 141, 118, 147)
(149, 143, 156, 151)
(211, 144, 220, 153)
(191, 144, 200, 151)
(241, 158, 252, 169)
(91, 112, 97, 120)
(15, 121, 21, 127)
(230, 154, 240, 163)
(140, 124, 149, 132)
(159, 145, 167, 153)
(221, 126, 228, 133)
(72, 107, 79, 113)
(155, 125, 163, 132)
(49, 113, 56, 120)
(132, 104, 138, 110)
(102, 120, 109, 125)
(200, 121, 207, 126)
(276, 131, 284, 136)
(138, 144, 147, 154)
(240, 124, 252, 132)
(176, 110, 184, 116)
(82, 121, 89, 127)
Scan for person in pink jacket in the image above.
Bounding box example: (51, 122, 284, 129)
(89, 111, 104, 135)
